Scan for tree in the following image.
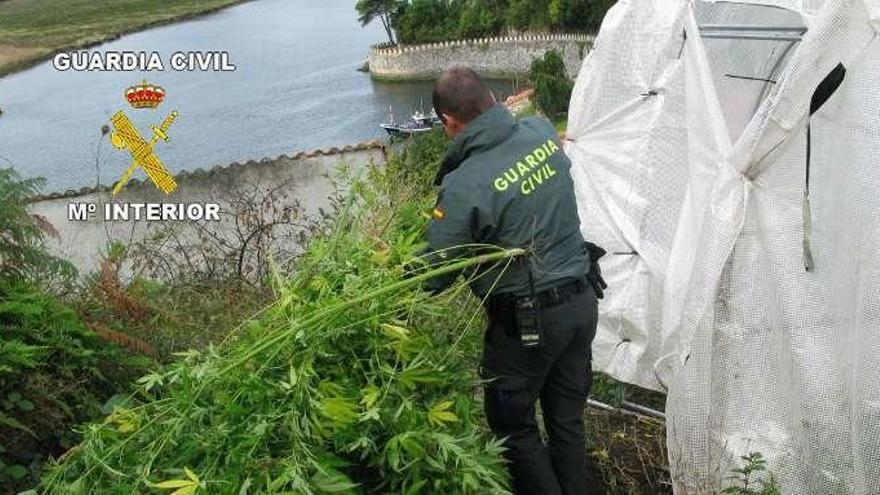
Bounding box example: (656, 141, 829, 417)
(458, 0, 502, 39)
(358, 0, 615, 46)
(356, 0, 399, 45)
(549, 0, 565, 27)
(507, 0, 552, 31)
(507, 0, 538, 31)
(529, 50, 574, 117)
(550, 0, 616, 31)
(393, 0, 461, 44)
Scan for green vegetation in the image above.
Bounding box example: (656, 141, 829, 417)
(0, 165, 269, 492)
(0, 281, 148, 493)
(358, 0, 616, 45)
(40, 132, 520, 494)
(722, 452, 782, 495)
(553, 117, 568, 134)
(356, 0, 399, 44)
(0, 168, 149, 493)
(0, 0, 245, 75)
(75, 253, 270, 361)
(513, 101, 566, 135)
(0, 131, 674, 493)
(530, 50, 575, 118)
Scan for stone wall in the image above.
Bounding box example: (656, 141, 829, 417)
(28, 142, 387, 275)
(369, 34, 593, 81)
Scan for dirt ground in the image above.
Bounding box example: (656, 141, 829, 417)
(586, 407, 672, 494)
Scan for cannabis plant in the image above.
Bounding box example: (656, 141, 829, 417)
(42, 132, 516, 494)
(722, 452, 783, 495)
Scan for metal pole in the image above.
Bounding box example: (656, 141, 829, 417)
(699, 24, 807, 33)
(621, 400, 666, 420)
(700, 33, 803, 42)
(587, 398, 666, 420)
(587, 399, 642, 417)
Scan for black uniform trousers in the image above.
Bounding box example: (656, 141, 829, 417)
(482, 284, 602, 495)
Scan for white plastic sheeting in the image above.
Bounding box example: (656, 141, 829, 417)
(567, 0, 880, 492)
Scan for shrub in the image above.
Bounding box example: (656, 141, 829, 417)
(0, 168, 148, 492)
(0, 281, 147, 492)
(530, 49, 574, 117)
(41, 132, 517, 494)
(76, 264, 271, 359)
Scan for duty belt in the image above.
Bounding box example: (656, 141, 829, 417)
(485, 277, 587, 313)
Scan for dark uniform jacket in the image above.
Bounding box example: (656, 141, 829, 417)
(424, 103, 588, 297)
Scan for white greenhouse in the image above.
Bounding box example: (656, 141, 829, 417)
(567, 0, 879, 492)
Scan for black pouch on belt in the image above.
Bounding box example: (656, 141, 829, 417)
(515, 268, 543, 348)
(514, 296, 542, 348)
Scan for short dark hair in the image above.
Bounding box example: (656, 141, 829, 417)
(432, 67, 495, 124)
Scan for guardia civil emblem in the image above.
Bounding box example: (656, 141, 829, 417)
(109, 80, 179, 196)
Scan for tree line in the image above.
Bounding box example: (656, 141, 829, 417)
(357, 0, 616, 45)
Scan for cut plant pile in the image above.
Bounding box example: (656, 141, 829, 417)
(41, 132, 518, 494)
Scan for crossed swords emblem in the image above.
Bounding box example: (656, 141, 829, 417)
(109, 109, 179, 196)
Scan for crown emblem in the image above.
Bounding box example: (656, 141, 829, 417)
(125, 79, 165, 109)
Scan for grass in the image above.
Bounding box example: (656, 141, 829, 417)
(0, 0, 247, 76)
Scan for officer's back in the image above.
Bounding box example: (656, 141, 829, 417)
(423, 67, 602, 495)
(425, 98, 586, 297)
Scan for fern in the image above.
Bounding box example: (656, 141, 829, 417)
(0, 168, 74, 283)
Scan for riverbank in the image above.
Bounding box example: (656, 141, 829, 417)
(0, 0, 249, 77)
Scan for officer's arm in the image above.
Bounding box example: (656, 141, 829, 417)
(422, 180, 481, 294)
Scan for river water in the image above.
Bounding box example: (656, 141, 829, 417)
(0, 0, 517, 191)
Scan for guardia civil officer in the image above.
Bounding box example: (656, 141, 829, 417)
(422, 67, 606, 494)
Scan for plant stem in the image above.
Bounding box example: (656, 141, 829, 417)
(221, 248, 525, 374)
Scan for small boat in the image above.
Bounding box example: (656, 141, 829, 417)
(380, 107, 442, 136)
